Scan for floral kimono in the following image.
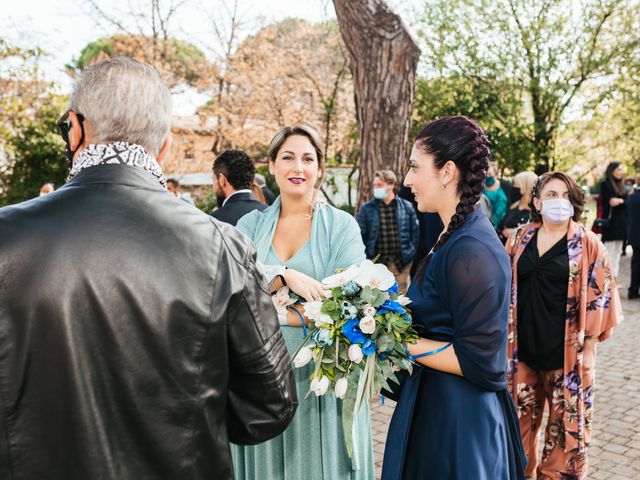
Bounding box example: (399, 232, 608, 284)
(505, 221, 622, 457)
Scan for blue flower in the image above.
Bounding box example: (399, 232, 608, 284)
(312, 328, 333, 347)
(376, 299, 406, 315)
(342, 319, 365, 345)
(362, 339, 376, 356)
(387, 282, 399, 294)
(341, 280, 360, 297)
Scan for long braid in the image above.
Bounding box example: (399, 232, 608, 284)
(413, 116, 491, 283)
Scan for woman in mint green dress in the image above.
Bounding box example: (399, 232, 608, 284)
(232, 124, 374, 480)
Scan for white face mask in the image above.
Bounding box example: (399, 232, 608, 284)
(541, 198, 574, 224)
(373, 187, 388, 200)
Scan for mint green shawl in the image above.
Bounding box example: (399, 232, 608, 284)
(236, 197, 366, 279)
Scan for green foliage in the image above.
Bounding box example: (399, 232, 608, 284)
(0, 96, 68, 206)
(256, 165, 280, 196)
(67, 34, 211, 89)
(415, 0, 640, 172)
(70, 37, 114, 71)
(338, 204, 355, 216)
(195, 192, 217, 213)
(413, 76, 536, 173)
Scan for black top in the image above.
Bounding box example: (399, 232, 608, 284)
(600, 181, 628, 242)
(517, 232, 569, 371)
(627, 189, 640, 246)
(498, 207, 531, 243)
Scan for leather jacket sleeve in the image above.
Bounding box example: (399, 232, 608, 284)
(226, 250, 298, 445)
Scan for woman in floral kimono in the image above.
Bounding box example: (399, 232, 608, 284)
(505, 172, 622, 479)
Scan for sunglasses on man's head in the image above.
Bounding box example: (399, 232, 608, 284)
(57, 110, 85, 144)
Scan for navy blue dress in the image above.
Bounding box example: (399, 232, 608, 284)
(382, 208, 526, 480)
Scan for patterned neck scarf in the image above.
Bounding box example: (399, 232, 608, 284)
(67, 142, 167, 188)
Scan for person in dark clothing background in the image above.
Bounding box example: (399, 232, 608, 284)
(255, 173, 276, 205)
(621, 177, 636, 256)
(627, 174, 640, 299)
(357, 170, 419, 292)
(211, 149, 267, 226)
(600, 161, 628, 276)
(166, 177, 195, 206)
(498, 171, 537, 243)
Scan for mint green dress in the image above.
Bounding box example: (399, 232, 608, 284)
(232, 197, 375, 480)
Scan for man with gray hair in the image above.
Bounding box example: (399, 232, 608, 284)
(0, 57, 296, 480)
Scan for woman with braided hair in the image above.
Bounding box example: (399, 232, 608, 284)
(381, 116, 526, 480)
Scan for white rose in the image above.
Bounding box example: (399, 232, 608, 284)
(335, 377, 348, 399)
(293, 346, 314, 368)
(316, 313, 334, 326)
(359, 315, 376, 334)
(397, 294, 412, 306)
(363, 305, 377, 317)
(348, 344, 364, 364)
(310, 375, 330, 396)
(323, 289, 333, 299)
(302, 301, 324, 322)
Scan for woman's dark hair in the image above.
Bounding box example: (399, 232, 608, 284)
(414, 116, 491, 280)
(530, 172, 584, 223)
(605, 161, 627, 197)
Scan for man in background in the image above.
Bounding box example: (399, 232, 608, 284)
(39, 182, 55, 196)
(211, 149, 267, 226)
(166, 177, 195, 205)
(357, 169, 419, 291)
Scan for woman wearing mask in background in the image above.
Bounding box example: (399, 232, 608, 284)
(600, 162, 628, 276)
(482, 160, 509, 231)
(499, 171, 538, 243)
(232, 124, 374, 480)
(382, 116, 526, 480)
(506, 172, 622, 479)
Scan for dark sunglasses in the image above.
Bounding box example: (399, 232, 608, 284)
(57, 110, 85, 144)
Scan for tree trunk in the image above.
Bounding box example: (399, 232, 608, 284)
(333, 0, 421, 209)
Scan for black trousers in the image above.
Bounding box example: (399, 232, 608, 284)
(631, 245, 640, 295)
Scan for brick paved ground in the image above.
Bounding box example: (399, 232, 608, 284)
(371, 253, 640, 479)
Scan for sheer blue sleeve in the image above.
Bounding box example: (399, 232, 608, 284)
(439, 235, 511, 391)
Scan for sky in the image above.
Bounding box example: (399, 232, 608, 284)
(2, 0, 415, 114)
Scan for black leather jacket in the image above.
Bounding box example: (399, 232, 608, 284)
(0, 165, 297, 480)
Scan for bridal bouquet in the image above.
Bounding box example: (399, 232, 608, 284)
(288, 260, 418, 457)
